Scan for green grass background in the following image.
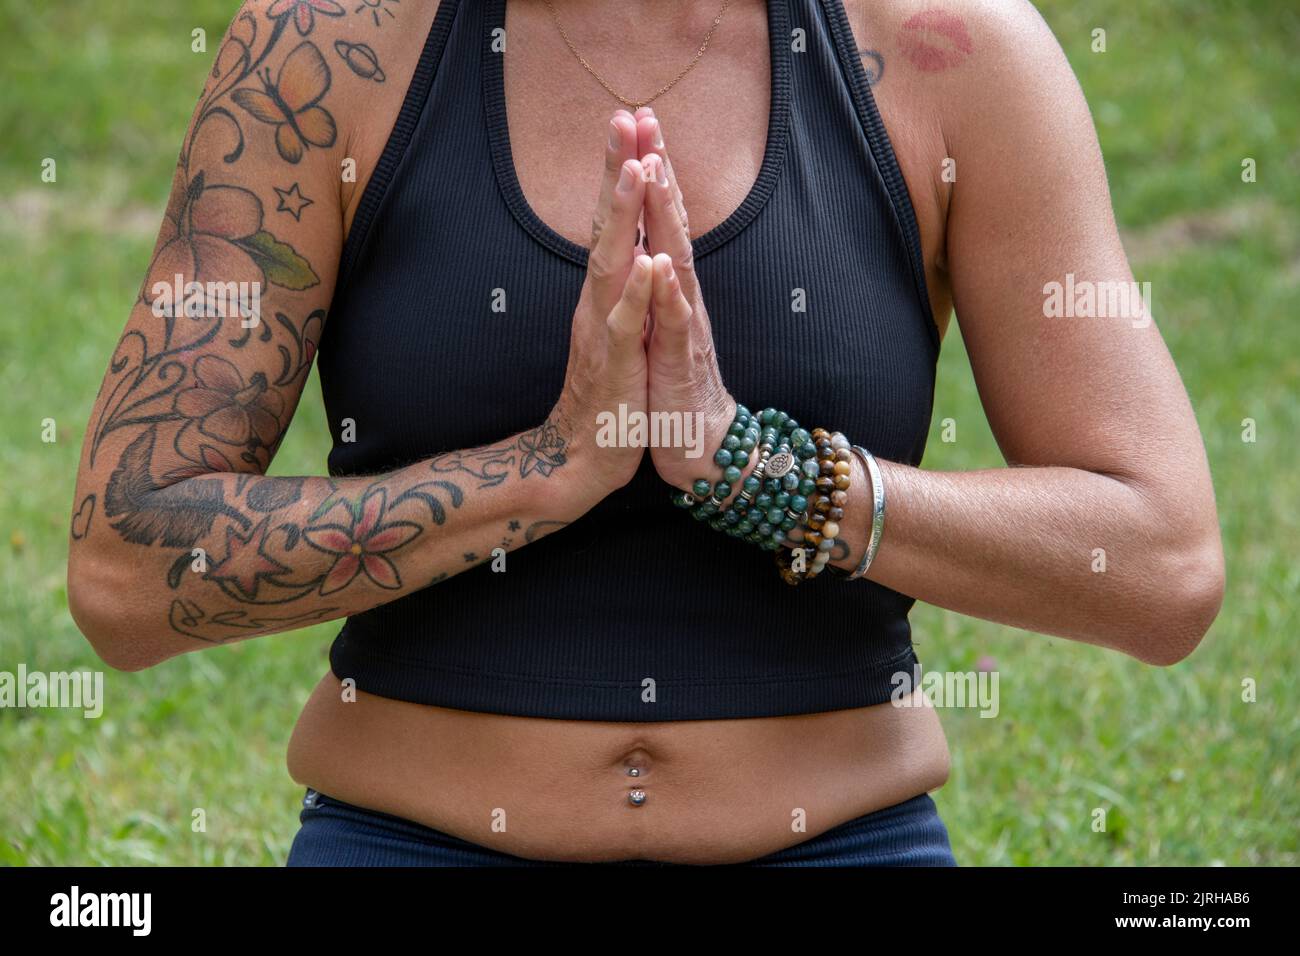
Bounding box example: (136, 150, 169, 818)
(1, 0, 1296, 865)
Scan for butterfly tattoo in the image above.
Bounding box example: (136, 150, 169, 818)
(233, 41, 337, 164)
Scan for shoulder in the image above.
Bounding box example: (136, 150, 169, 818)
(211, 2, 440, 148)
(836, 1, 1096, 328)
(840, 0, 1087, 139)
(839, 0, 1059, 67)
(223, 1, 440, 111)
(211, 1, 442, 217)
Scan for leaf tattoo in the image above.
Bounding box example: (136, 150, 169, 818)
(238, 229, 320, 289)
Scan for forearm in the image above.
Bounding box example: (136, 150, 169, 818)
(828, 455, 1224, 664)
(68, 425, 590, 668)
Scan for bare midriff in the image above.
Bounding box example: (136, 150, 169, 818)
(286, 674, 951, 864)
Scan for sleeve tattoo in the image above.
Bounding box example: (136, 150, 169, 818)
(75, 3, 569, 646)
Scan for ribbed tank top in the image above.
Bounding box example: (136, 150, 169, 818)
(317, 0, 940, 721)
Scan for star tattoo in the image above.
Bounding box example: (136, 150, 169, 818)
(274, 183, 314, 221)
(204, 518, 291, 600)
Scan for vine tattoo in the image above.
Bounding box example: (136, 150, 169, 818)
(429, 423, 568, 489)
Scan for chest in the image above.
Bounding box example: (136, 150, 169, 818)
(501, 2, 773, 248)
(321, 0, 939, 478)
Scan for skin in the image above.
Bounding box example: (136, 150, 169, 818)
(67, 0, 1222, 863)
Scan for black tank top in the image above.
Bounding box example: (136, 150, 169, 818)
(317, 0, 940, 720)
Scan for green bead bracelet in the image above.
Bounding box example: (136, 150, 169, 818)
(672, 404, 820, 555)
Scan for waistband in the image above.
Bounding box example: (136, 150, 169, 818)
(287, 787, 956, 867)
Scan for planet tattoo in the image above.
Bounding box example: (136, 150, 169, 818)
(334, 40, 386, 83)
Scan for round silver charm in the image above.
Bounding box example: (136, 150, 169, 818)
(628, 789, 647, 806)
(765, 450, 796, 478)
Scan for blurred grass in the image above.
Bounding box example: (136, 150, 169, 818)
(0, 0, 1296, 865)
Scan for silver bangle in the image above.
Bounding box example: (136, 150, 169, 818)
(848, 445, 885, 580)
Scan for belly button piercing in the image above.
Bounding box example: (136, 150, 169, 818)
(628, 789, 647, 807)
(627, 767, 640, 777)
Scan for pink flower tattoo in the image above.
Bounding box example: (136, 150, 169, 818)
(303, 488, 421, 594)
(268, 0, 346, 37)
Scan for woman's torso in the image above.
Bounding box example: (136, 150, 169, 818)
(289, 0, 956, 863)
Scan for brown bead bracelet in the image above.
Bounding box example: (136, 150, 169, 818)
(775, 428, 852, 584)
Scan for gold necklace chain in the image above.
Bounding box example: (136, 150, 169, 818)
(542, 0, 733, 110)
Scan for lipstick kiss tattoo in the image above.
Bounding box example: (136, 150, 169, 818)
(898, 9, 973, 73)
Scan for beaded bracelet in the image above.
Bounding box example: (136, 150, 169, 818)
(670, 403, 761, 514)
(673, 407, 853, 584)
(734, 412, 804, 550)
(775, 429, 851, 584)
(671, 405, 816, 550)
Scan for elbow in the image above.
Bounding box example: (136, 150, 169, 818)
(67, 554, 171, 672)
(1131, 535, 1225, 667)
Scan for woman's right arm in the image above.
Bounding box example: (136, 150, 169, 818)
(67, 3, 652, 669)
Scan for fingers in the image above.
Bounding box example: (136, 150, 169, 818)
(594, 110, 639, 244)
(637, 110, 696, 297)
(635, 110, 689, 232)
(584, 111, 643, 313)
(606, 254, 654, 374)
(648, 252, 693, 357)
(637, 122, 699, 304)
(588, 155, 647, 317)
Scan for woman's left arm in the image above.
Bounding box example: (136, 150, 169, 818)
(826, 2, 1224, 664)
(641, 2, 1224, 666)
